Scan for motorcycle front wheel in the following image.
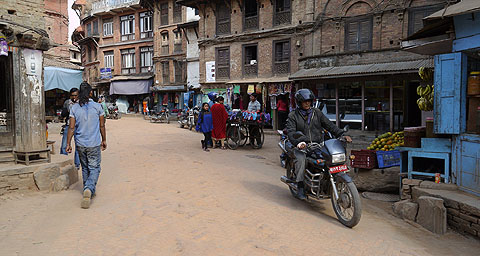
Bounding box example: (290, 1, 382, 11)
(331, 179, 362, 228)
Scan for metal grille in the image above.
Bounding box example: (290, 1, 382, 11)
(162, 45, 169, 55)
(216, 67, 229, 79)
(274, 11, 291, 26)
(244, 64, 257, 76)
(216, 23, 230, 35)
(274, 62, 290, 74)
(244, 16, 258, 30)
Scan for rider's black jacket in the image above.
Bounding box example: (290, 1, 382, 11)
(286, 108, 343, 147)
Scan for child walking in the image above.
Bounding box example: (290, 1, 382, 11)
(196, 103, 213, 151)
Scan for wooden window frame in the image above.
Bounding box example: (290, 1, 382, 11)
(344, 16, 373, 52)
(161, 3, 169, 26)
(243, 0, 259, 31)
(216, 2, 231, 36)
(215, 47, 230, 79)
(273, 0, 291, 26)
(162, 61, 170, 84)
(173, 3, 182, 24)
(408, 6, 443, 36)
(272, 39, 291, 74)
(242, 43, 258, 77)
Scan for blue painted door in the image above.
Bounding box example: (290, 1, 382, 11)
(433, 53, 467, 134)
(456, 135, 480, 196)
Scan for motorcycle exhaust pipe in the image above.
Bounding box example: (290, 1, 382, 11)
(281, 175, 296, 185)
(278, 141, 287, 153)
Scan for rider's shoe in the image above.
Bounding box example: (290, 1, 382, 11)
(296, 182, 307, 200)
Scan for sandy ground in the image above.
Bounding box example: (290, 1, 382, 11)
(1, 116, 479, 256)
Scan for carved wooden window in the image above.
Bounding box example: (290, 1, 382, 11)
(216, 3, 231, 35)
(216, 47, 230, 79)
(243, 44, 258, 77)
(161, 3, 169, 26)
(244, 0, 258, 31)
(174, 60, 185, 83)
(274, 0, 291, 26)
(93, 20, 99, 36)
(345, 17, 372, 52)
(273, 40, 290, 74)
(173, 3, 182, 23)
(408, 6, 443, 36)
(162, 61, 170, 83)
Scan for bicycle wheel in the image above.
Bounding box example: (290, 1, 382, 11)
(239, 124, 249, 147)
(250, 126, 264, 149)
(226, 125, 241, 150)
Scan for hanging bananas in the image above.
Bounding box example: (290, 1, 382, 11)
(418, 67, 434, 82)
(416, 84, 434, 111)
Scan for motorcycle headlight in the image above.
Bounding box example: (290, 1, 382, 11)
(331, 153, 346, 164)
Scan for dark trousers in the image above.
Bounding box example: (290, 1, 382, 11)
(278, 111, 288, 130)
(249, 125, 261, 145)
(203, 132, 212, 148)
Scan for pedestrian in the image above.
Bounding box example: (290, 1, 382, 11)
(196, 103, 213, 152)
(247, 93, 262, 146)
(60, 88, 80, 169)
(277, 95, 289, 130)
(66, 82, 107, 209)
(207, 92, 217, 108)
(210, 96, 228, 149)
(98, 96, 109, 118)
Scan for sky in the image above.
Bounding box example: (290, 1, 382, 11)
(68, 0, 80, 42)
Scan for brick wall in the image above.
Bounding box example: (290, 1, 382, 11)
(0, 0, 46, 31)
(44, 0, 70, 58)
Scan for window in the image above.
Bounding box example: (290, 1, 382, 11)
(103, 18, 113, 37)
(93, 20, 99, 36)
(408, 6, 443, 36)
(86, 23, 92, 37)
(161, 3, 169, 26)
(162, 61, 170, 83)
(93, 47, 97, 61)
(173, 3, 182, 23)
(121, 15, 135, 41)
(345, 17, 372, 52)
(273, 40, 290, 74)
(140, 47, 153, 73)
(161, 32, 169, 55)
(104, 51, 114, 69)
(87, 46, 92, 62)
(121, 48, 136, 74)
(174, 60, 185, 83)
(243, 44, 258, 77)
(194, 8, 199, 16)
(140, 12, 153, 39)
(174, 30, 182, 53)
(215, 47, 230, 79)
(274, 0, 291, 26)
(216, 3, 231, 35)
(244, 0, 258, 31)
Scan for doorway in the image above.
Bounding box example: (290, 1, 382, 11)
(0, 54, 15, 149)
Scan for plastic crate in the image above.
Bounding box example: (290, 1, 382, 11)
(350, 150, 377, 169)
(376, 150, 401, 168)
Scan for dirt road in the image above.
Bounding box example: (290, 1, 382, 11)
(1, 117, 479, 256)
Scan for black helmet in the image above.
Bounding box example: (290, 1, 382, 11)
(295, 89, 315, 106)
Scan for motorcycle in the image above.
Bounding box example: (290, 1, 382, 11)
(278, 127, 362, 228)
(150, 107, 170, 123)
(178, 108, 188, 128)
(107, 104, 121, 119)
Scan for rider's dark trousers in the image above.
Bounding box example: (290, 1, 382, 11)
(293, 148, 307, 183)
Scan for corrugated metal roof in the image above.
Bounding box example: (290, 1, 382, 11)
(290, 59, 434, 80)
(226, 76, 291, 84)
(427, 0, 480, 20)
(44, 56, 84, 70)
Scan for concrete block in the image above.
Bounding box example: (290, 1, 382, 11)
(403, 178, 422, 186)
(33, 166, 60, 191)
(61, 165, 78, 186)
(419, 181, 458, 191)
(353, 167, 400, 193)
(393, 200, 418, 222)
(416, 196, 447, 235)
(53, 174, 69, 192)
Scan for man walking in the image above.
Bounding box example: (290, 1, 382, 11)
(66, 82, 107, 209)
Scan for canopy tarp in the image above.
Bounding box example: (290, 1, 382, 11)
(110, 79, 152, 95)
(44, 66, 83, 91)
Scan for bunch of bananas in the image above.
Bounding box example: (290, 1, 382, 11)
(419, 67, 434, 82)
(417, 84, 434, 111)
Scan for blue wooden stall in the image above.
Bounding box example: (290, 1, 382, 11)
(400, 2, 480, 196)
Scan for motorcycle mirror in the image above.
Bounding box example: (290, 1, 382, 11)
(340, 112, 346, 119)
(292, 131, 305, 140)
(343, 125, 350, 132)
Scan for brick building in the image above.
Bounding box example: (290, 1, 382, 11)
(44, 0, 71, 59)
(72, 0, 154, 112)
(139, 0, 193, 111)
(290, 0, 446, 132)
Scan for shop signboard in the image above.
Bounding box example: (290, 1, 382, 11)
(206, 61, 215, 82)
(100, 68, 112, 79)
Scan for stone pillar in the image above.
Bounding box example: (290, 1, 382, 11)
(13, 48, 46, 152)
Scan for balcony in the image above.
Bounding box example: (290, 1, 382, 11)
(91, 0, 140, 16)
(243, 64, 258, 77)
(274, 61, 290, 74)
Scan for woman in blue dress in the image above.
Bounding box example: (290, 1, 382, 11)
(196, 103, 214, 152)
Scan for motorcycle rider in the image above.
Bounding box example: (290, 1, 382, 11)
(286, 89, 352, 200)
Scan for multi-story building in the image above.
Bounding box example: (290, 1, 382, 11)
(140, 0, 191, 111)
(72, 0, 154, 108)
(177, 0, 313, 128)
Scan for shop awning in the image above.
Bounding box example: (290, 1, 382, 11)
(109, 79, 152, 95)
(426, 0, 480, 20)
(44, 66, 83, 91)
(289, 59, 434, 81)
(151, 85, 186, 92)
(226, 77, 292, 84)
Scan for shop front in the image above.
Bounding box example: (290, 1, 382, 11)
(290, 59, 433, 132)
(151, 85, 186, 113)
(109, 76, 153, 113)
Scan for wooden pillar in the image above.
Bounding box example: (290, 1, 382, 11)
(390, 80, 394, 132)
(335, 83, 340, 127)
(361, 81, 365, 131)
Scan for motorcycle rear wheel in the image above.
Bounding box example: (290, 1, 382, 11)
(330, 179, 362, 228)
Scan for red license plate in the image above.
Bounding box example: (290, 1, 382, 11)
(329, 164, 348, 174)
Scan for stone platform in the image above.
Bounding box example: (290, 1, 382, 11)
(0, 156, 78, 195)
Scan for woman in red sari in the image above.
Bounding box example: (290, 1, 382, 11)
(210, 96, 228, 149)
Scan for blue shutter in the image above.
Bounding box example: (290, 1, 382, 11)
(433, 53, 467, 134)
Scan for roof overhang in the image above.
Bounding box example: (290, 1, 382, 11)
(426, 0, 480, 20)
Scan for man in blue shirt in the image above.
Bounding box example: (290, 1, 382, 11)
(66, 82, 107, 209)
